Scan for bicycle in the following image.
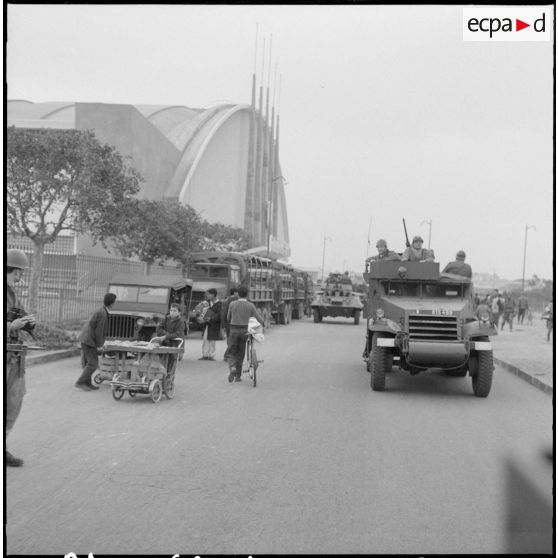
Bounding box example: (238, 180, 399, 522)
(243, 319, 264, 387)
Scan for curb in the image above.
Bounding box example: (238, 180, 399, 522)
(494, 357, 553, 395)
(26, 347, 81, 367)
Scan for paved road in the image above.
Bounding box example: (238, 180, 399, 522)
(6, 319, 553, 555)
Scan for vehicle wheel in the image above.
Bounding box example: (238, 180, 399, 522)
(128, 390, 136, 397)
(472, 350, 493, 397)
(151, 380, 163, 403)
(112, 386, 125, 400)
(93, 372, 103, 385)
(163, 374, 175, 399)
(313, 308, 321, 323)
(370, 333, 389, 391)
(354, 310, 361, 325)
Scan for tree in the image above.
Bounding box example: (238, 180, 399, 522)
(104, 199, 204, 274)
(199, 221, 253, 252)
(7, 126, 142, 313)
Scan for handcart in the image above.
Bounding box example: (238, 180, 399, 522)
(102, 339, 184, 403)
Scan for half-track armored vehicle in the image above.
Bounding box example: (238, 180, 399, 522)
(362, 260, 497, 397)
(311, 272, 364, 325)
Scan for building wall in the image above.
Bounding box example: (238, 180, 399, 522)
(76, 103, 181, 200)
(179, 109, 250, 229)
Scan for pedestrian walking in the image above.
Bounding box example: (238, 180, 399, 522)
(500, 292, 516, 331)
(221, 287, 239, 361)
(489, 290, 503, 329)
(75, 293, 116, 391)
(226, 286, 264, 382)
(542, 300, 553, 342)
(6, 249, 37, 467)
(517, 293, 529, 325)
(200, 288, 222, 361)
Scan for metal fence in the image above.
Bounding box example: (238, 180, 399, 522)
(11, 252, 182, 324)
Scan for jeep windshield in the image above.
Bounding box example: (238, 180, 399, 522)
(108, 285, 170, 304)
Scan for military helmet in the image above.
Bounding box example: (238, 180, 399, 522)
(456, 250, 466, 260)
(7, 249, 29, 269)
(412, 235, 423, 243)
(376, 238, 387, 248)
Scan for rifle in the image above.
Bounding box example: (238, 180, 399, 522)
(402, 219, 410, 248)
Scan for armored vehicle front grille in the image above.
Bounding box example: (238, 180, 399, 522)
(408, 314, 458, 341)
(107, 315, 137, 340)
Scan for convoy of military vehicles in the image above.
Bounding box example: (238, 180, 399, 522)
(104, 243, 496, 398)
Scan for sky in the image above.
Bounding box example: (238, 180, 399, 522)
(6, 4, 555, 280)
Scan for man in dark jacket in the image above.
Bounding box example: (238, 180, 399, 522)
(221, 287, 239, 360)
(200, 288, 222, 361)
(75, 293, 116, 391)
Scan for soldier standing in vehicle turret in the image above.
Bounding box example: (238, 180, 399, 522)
(442, 250, 472, 278)
(401, 236, 435, 262)
(366, 239, 401, 263)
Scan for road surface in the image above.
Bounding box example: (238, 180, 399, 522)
(6, 318, 553, 555)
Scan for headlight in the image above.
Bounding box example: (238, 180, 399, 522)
(376, 308, 384, 319)
(136, 318, 145, 327)
(479, 312, 490, 323)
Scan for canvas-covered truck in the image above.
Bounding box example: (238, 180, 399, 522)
(189, 252, 275, 329)
(106, 273, 193, 341)
(362, 260, 497, 397)
(311, 272, 364, 325)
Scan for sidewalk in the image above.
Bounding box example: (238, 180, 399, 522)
(491, 314, 553, 395)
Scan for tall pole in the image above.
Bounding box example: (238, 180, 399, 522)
(522, 224, 536, 292)
(321, 236, 331, 284)
(366, 217, 372, 259)
(421, 219, 432, 249)
(266, 175, 285, 258)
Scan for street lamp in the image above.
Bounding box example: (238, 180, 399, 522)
(266, 176, 287, 258)
(522, 224, 536, 292)
(321, 236, 332, 284)
(421, 219, 432, 249)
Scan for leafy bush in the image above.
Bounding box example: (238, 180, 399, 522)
(27, 323, 80, 350)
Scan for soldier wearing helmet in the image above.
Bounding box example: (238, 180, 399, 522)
(366, 239, 401, 263)
(442, 250, 472, 278)
(6, 249, 36, 467)
(401, 235, 435, 262)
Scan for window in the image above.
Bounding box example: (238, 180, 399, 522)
(137, 287, 169, 304)
(109, 285, 138, 302)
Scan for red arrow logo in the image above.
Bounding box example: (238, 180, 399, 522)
(516, 19, 530, 31)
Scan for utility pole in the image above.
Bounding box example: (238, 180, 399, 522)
(321, 236, 331, 285)
(421, 219, 432, 249)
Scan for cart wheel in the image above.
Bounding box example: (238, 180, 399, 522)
(163, 375, 175, 399)
(128, 390, 136, 397)
(250, 345, 258, 387)
(112, 386, 125, 400)
(151, 380, 162, 403)
(93, 373, 103, 385)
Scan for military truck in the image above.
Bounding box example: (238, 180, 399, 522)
(106, 273, 193, 341)
(362, 260, 497, 397)
(311, 272, 364, 325)
(189, 252, 275, 329)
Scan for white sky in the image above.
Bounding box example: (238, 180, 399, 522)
(6, 4, 555, 280)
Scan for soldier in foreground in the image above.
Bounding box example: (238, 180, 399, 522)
(6, 249, 37, 467)
(366, 239, 401, 263)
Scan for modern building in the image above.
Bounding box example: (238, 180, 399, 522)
(7, 99, 290, 259)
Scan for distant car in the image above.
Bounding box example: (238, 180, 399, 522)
(311, 272, 363, 325)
